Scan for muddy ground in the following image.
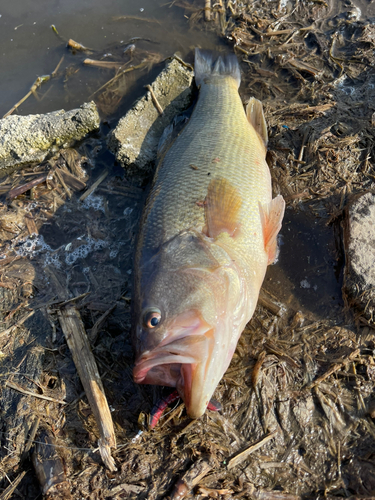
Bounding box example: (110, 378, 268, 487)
(1, 1, 375, 499)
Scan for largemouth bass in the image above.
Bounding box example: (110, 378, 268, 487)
(133, 49, 285, 419)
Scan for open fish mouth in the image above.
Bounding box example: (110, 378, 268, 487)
(133, 334, 209, 388)
(134, 325, 218, 419)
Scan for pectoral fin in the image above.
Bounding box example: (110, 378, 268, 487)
(260, 195, 285, 264)
(204, 178, 242, 239)
(246, 97, 268, 147)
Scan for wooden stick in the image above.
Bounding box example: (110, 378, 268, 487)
(3, 89, 33, 118)
(7, 175, 47, 200)
(171, 459, 213, 500)
(3, 55, 64, 118)
(3, 75, 50, 118)
(0, 471, 26, 500)
(251, 351, 266, 388)
(145, 85, 164, 116)
(58, 169, 86, 191)
(264, 341, 301, 368)
(88, 303, 116, 343)
(227, 430, 278, 470)
(5, 381, 67, 405)
(24, 213, 39, 235)
(0, 310, 35, 338)
(24, 417, 40, 454)
(55, 168, 71, 199)
(67, 38, 91, 52)
(57, 305, 117, 471)
(79, 171, 108, 201)
(51, 292, 90, 308)
(258, 289, 285, 316)
(51, 55, 65, 78)
(83, 59, 123, 69)
(306, 348, 360, 390)
(204, 0, 211, 21)
(89, 61, 148, 99)
(112, 15, 161, 24)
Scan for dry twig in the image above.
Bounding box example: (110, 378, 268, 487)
(306, 348, 361, 390)
(7, 175, 48, 200)
(170, 459, 213, 500)
(57, 305, 117, 471)
(79, 171, 108, 202)
(227, 430, 278, 470)
(145, 84, 164, 116)
(0, 471, 26, 500)
(5, 381, 67, 405)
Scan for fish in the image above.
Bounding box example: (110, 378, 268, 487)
(132, 49, 285, 419)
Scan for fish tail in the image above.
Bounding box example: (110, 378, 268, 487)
(194, 48, 241, 88)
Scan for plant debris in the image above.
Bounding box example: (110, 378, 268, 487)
(1, 1, 375, 499)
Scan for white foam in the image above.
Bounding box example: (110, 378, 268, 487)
(300, 279, 311, 289)
(82, 193, 106, 213)
(64, 236, 108, 265)
(14, 234, 62, 269)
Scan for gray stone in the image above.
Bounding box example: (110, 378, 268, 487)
(0, 102, 100, 170)
(343, 191, 375, 323)
(108, 57, 194, 177)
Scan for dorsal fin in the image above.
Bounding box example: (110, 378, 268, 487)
(246, 97, 268, 146)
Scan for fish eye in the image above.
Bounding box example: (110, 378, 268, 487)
(142, 308, 162, 329)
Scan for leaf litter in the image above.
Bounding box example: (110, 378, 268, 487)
(1, 0, 375, 499)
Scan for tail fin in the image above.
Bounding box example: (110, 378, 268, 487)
(194, 48, 241, 88)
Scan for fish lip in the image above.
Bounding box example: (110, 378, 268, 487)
(133, 329, 218, 420)
(133, 333, 208, 384)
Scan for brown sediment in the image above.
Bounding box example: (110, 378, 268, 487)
(2, 2, 375, 498)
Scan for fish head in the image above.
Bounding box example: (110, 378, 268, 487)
(133, 231, 245, 418)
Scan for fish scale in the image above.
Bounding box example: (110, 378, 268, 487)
(139, 75, 271, 264)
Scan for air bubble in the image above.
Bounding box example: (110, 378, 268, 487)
(82, 193, 106, 213)
(123, 207, 133, 216)
(14, 235, 62, 268)
(64, 236, 109, 266)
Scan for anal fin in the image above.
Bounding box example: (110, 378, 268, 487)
(204, 178, 242, 239)
(260, 195, 285, 264)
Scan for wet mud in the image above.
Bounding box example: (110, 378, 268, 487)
(1, 1, 375, 499)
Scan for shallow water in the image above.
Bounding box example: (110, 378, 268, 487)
(0, 0, 221, 118)
(2, 0, 374, 118)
